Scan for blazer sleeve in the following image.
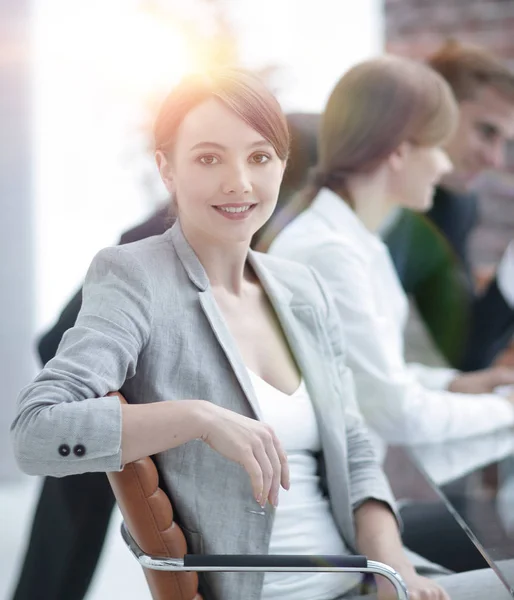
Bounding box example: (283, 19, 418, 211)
(35, 209, 170, 367)
(301, 243, 514, 445)
(37, 288, 83, 366)
(308, 268, 401, 525)
(11, 246, 153, 477)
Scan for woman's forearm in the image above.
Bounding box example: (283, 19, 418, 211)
(121, 400, 207, 465)
(354, 499, 414, 574)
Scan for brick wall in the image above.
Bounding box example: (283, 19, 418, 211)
(385, 0, 514, 66)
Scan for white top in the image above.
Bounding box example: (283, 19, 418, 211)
(269, 188, 514, 456)
(247, 369, 361, 600)
(498, 240, 514, 308)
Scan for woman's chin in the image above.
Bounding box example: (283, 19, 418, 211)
(411, 187, 436, 212)
(215, 222, 261, 246)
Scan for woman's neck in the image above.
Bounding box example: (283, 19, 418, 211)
(180, 219, 253, 295)
(343, 171, 396, 233)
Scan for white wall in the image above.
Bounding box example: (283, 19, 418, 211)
(1, 0, 35, 481)
(33, 0, 180, 334)
(231, 0, 385, 113)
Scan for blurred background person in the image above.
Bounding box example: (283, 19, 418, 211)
(267, 54, 514, 461)
(259, 40, 514, 377)
(384, 40, 514, 372)
(265, 55, 514, 571)
(383, 2, 514, 377)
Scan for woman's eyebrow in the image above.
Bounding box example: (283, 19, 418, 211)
(189, 140, 272, 151)
(190, 141, 226, 151)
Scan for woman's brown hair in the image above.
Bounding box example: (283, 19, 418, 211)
(257, 55, 458, 252)
(154, 68, 290, 160)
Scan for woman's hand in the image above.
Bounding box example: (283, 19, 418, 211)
(376, 570, 450, 600)
(198, 402, 290, 507)
(449, 366, 514, 395)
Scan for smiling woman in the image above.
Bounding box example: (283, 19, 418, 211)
(153, 70, 288, 245)
(12, 66, 414, 600)
(13, 64, 514, 600)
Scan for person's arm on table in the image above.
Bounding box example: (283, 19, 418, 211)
(355, 500, 449, 600)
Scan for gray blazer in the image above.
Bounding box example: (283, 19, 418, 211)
(12, 222, 399, 600)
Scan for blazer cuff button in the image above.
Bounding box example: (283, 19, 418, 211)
(73, 444, 86, 457)
(58, 444, 71, 457)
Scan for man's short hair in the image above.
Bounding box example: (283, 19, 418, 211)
(428, 39, 514, 103)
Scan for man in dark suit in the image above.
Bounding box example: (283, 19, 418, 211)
(385, 40, 514, 371)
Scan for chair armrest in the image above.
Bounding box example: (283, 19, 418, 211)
(121, 521, 409, 600)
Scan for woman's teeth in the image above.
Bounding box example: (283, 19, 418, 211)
(218, 206, 252, 213)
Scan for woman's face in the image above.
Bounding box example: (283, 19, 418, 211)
(389, 144, 453, 212)
(156, 97, 286, 246)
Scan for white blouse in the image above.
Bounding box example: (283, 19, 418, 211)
(247, 369, 361, 600)
(269, 188, 514, 456)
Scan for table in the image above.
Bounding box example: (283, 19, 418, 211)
(402, 427, 514, 595)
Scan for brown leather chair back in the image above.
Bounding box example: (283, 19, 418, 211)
(106, 392, 202, 600)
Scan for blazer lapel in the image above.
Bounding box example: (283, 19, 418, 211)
(170, 222, 263, 420)
(248, 252, 332, 426)
(250, 254, 354, 546)
(198, 289, 264, 420)
(170, 221, 334, 425)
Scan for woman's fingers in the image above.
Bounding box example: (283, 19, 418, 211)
(252, 438, 274, 506)
(262, 429, 282, 506)
(243, 426, 288, 507)
(201, 404, 288, 505)
(241, 450, 265, 504)
(273, 431, 290, 491)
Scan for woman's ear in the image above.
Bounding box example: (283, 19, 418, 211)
(387, 142, 411, 173)
(155, 150, 175, 196)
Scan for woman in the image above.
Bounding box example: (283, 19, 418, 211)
(10, 68, 508, 600)
(266, 56, 514, 459)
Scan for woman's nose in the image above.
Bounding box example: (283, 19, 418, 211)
(221, 165, 252, 195)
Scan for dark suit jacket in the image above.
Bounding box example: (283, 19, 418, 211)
(385, 186, 514, 370)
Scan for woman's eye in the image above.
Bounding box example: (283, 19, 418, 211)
(476, 122, 498, 142)
(199, 155, 219, 165)
(251, 153, 270, 164)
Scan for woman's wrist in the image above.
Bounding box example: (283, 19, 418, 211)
(173, 399, 213, 442)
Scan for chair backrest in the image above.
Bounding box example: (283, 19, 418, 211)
(106, 392, 202, 600)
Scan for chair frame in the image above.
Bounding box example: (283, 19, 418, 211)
(120, 521, 409, 600)
(108, 392, 409, 600)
